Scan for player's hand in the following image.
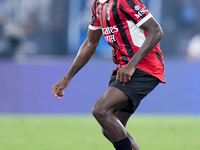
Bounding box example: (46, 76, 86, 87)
(116, 65, 135, 83)
(53, 78, 71, 99)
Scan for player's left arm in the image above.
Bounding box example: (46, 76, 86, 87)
(116, 17, 163, 82)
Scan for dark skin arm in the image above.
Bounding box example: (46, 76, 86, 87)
(53, 29, 102, 99)
(116, 17, 163, 82)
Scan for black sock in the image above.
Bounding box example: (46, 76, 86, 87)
(113, 137, 132, 150)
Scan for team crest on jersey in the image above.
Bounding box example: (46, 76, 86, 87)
(106, 7, 110, 20)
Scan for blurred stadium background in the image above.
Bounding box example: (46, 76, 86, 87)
(0, 0, 200, 150)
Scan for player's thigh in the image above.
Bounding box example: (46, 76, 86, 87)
(93, 86, 129, 113)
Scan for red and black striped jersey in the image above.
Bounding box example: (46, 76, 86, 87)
(89, 0, 165, 83)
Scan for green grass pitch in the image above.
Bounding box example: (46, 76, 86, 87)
(0, 114, 199, 150)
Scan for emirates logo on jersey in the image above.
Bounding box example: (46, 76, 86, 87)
(102, 25, 119, 43)
(102, 25, 118, 35)
(106, 8, 110, 20)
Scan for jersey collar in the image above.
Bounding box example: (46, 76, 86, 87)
(99, 0, 107, 3)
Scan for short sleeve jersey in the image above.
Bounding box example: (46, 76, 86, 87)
(89, 0, 165, 83)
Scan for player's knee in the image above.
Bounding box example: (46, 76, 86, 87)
(91, 105, 108, 120)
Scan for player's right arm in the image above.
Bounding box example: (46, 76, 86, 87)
(53, 28, 102, 99)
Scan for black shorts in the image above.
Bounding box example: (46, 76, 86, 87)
(109, 68, 160, 114)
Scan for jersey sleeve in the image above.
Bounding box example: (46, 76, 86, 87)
(88, 0, 101, 30)
(120, 0, 152, 27)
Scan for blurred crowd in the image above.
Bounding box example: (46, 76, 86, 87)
(162, 0, 200, 60)
(0, 0, 199, 61)
(0, 0, 68, 59)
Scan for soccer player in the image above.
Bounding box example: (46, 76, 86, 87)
(53, 0, 165, 150)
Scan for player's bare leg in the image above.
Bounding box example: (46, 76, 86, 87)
(102, 111, 139, 150)
(92, 87, 133, 150)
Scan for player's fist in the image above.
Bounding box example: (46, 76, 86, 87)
(53, 78, 70, 99)
(116, 65, 135, 82)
